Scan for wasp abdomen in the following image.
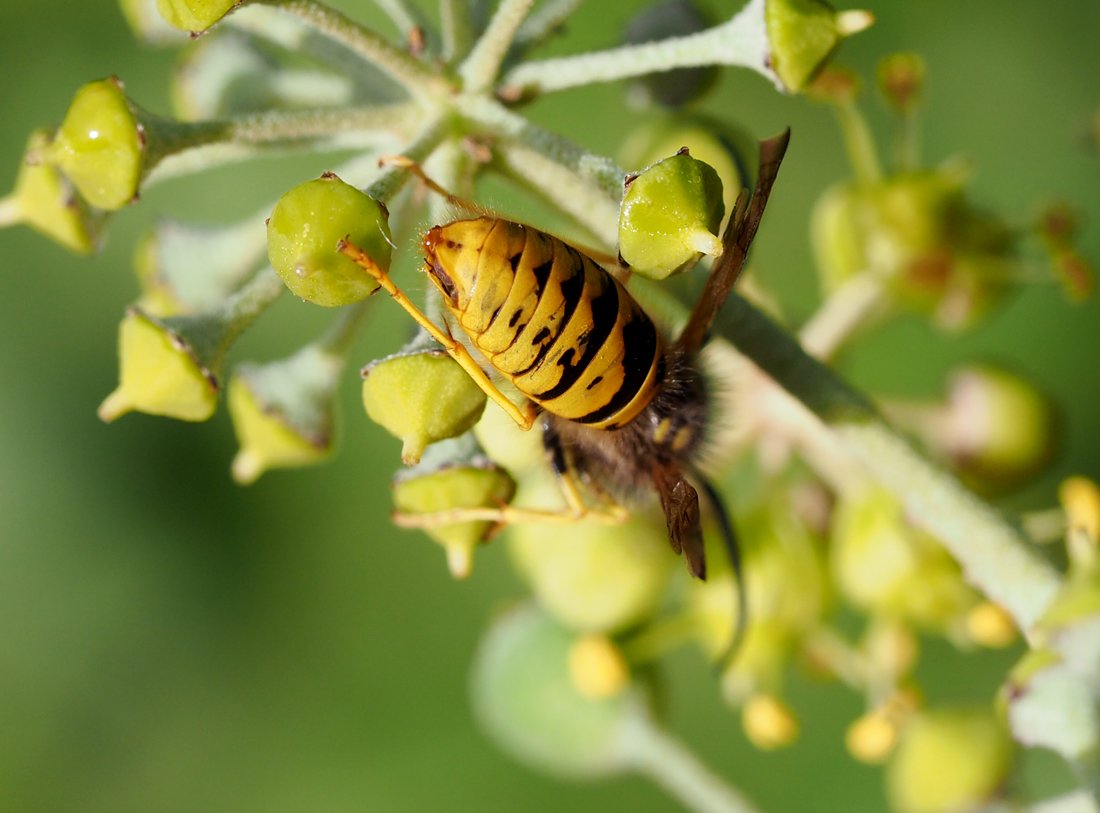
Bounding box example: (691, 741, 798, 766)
(424, 217, 663, 429)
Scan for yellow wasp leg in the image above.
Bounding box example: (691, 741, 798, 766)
(393, 468, 629, 531)
(338, 238, 538, 431)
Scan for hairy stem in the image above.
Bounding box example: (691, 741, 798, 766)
(458, 0, 534, 93)
(500, 0, 775, 97)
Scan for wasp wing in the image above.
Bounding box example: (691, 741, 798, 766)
(653, 468, 706, 580)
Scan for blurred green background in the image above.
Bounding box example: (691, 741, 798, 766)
(1, 1, 1098, 811)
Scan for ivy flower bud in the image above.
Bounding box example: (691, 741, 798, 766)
(764, 0, 873, 93)
(831, 489, 979, 634)
(964, 601, 1018, 649)
(471, 604, 643, 779)
(933, 365, 1056, 493)
(99, 268, 283, 423)
(618, 150, 725, 279)
(619, 114, 754, 220)
(622, 0, 718, 108)
(741, 693, 799, 750)
(886, 707, 1013, 813)
(392, 440, 516, 579)
(1060, 476, 1100, 546)
(98, 306, 220, 423)
(156, 0, 239, 32)
(508, 497, 676, 633)
(0, 130, 104, 254)
(267, 173, 391, 307)
(876, 52, 925, 114)
(362, 344, 487, 466)
(46, 78, 145, 211)
(228, 303, 361, 484)
(567, 634, 631, 700)
(846, 709, 899, 764)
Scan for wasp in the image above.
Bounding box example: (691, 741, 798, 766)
(340, 131, 789, 586)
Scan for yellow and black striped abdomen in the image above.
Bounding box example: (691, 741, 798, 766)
(423, 217, 664, 430)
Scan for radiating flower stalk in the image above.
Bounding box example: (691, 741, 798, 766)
(5, 0, 1098, 811)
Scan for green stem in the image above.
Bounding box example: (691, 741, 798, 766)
(499, 0, 777, 97)
(144, 103, 419, 187)
(514, 0, 586, 51)
(708, 291, 1062, 634)
(363, 114, 450, 203)
(458, 0, 534, 93)
(798, 272, 891, 359)
(262, 0, 451, 99)
(462, 96, 625, 204)
(834, 100, 883, 185)
(370, 0, 424, 39)
(622, 710, 764, 813)
(317, 300, 372, 358)
(440, 0, 474, 63)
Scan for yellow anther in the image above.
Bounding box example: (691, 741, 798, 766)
(567, 634, 630, 699)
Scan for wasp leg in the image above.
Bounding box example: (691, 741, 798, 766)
(393, 426, 627, 531)
(379, 154, 491, 217)
(338, 238, 537, 431)
(542, 419, 629, 523)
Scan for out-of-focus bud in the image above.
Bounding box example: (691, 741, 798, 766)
(811, 168, 1019, 331)
(919, 364, 1056, 494)
(619, 150, 725, 279)
(391, 438, 516, 579)
(471, 603, 644, 779)
(764, 0, 873, 93)
(0, 130, 105, 254)
(98, 268, 283, 423)
(622, 0, 718, 108)
(742, 693, 799, 750)
(831, 488, 980, 635)
(964, 601, 1018, 649)
(847, 708, 899, 764)
(267, 173, 391, 307)
(1061, 476, 1100, 547)
(508, 492, 676, 634)
(568, 634, 631, 700)
(886, 706, 1013, 813)
(876, 52, 925, 114)
(156, 0, 240, 32)
(362, 341, 487, 466)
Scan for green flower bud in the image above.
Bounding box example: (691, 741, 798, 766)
(99, 269, 283, 423)
(229, 370, 332, 484)
(47, 78, 144, 211)
(267, 173, 391, 307)
(156, 0, 239, 32)
(392, 441, 516, 579)
(228, 303, 361, 484)
(471, 603, 644, 779)
(831, 489, 979, 634)
(0, 130, 104, 254)
(623, 1, 719, 108)
(886, 707, 1013, 813)
(618, 150, 724, 279)
(619, 114, 754, 220)
(764, 0, 873, 93)
(508, 492, 676, 634)
(362, 344, 487, 466)
(811, 170, 1018, 331)
(935, 365, 1056, 493)
(98, 307, 220, 423)
(877, 52, 925, 114)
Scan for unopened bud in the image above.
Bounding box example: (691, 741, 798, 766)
(742, 693, 799, 750)
(619, 150, 724, 279)
(568, 634, 631, 700)
(156, 0, 240, 32)
(764, 0, 873, 93)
